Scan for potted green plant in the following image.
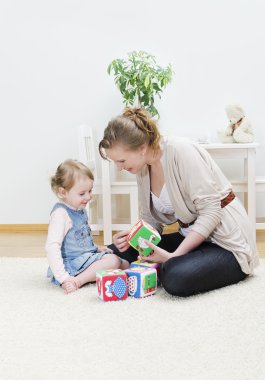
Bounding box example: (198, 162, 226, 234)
(107, 50, 174, 118)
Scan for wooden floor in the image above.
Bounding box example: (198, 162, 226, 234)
(0, 230, 264, 258)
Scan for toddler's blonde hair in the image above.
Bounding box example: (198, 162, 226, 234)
(50, 159, 94, 194)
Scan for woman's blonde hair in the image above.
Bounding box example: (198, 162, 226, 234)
(50, 159, 94, 194)
(99, 107, 160, 158)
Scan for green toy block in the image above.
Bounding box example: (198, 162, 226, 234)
(127, 219, 161, 256)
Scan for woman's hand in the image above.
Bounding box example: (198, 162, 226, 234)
(112, 230, 130, 252)
(138, 240, 171, 263)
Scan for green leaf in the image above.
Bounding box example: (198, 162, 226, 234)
(107, 50, 174, 118)
(144, 75, 150, 88)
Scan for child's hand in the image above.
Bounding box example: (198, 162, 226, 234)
(97, 246, 113, 253)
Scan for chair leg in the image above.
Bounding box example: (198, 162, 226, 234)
(130, 189, 139, 225)
(101, 160, 113, 245)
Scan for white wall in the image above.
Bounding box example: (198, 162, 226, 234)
(0, 0, 264, 224)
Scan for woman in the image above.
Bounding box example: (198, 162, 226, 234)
(99, 107, 259, 297)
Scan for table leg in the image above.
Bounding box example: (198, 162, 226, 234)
(247, 148, 256, 236)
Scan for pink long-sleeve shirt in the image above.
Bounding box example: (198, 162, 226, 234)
(45, 206, 73, 284)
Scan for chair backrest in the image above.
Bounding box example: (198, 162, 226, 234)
(78, 124, 98, 178)
(77, 124, 139, 243)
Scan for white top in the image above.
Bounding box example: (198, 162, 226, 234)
(151, 184, 191, 237)
(151, 185, 175, 214)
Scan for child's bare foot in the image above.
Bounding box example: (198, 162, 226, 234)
(62, 277, 78, 294)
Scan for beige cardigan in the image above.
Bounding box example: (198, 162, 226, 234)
(136, 136, 259, 275)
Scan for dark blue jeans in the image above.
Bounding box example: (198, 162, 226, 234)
(109, 232, 247, 297)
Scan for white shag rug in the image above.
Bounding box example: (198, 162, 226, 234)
(0, 258, 265, 380)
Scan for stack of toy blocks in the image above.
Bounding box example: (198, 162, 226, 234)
(96, 265, 158, 300)
(126, 219, 160, 296)
(96, 219, 161, 301)
(125, 266, 157, 297)
(96, 269, 128, 301)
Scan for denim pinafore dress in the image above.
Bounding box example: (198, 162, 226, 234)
(47, 203, 110, 285)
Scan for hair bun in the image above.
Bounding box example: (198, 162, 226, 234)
(99, 106, 160, 157)
(123, 107, 151, 127)
(123, 106, 149, 115)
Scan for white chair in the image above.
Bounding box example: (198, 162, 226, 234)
(78, 124, 102, 232)
(78, 124, 139, 244)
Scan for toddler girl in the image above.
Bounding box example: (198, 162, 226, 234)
(45, 159, 128, 294)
